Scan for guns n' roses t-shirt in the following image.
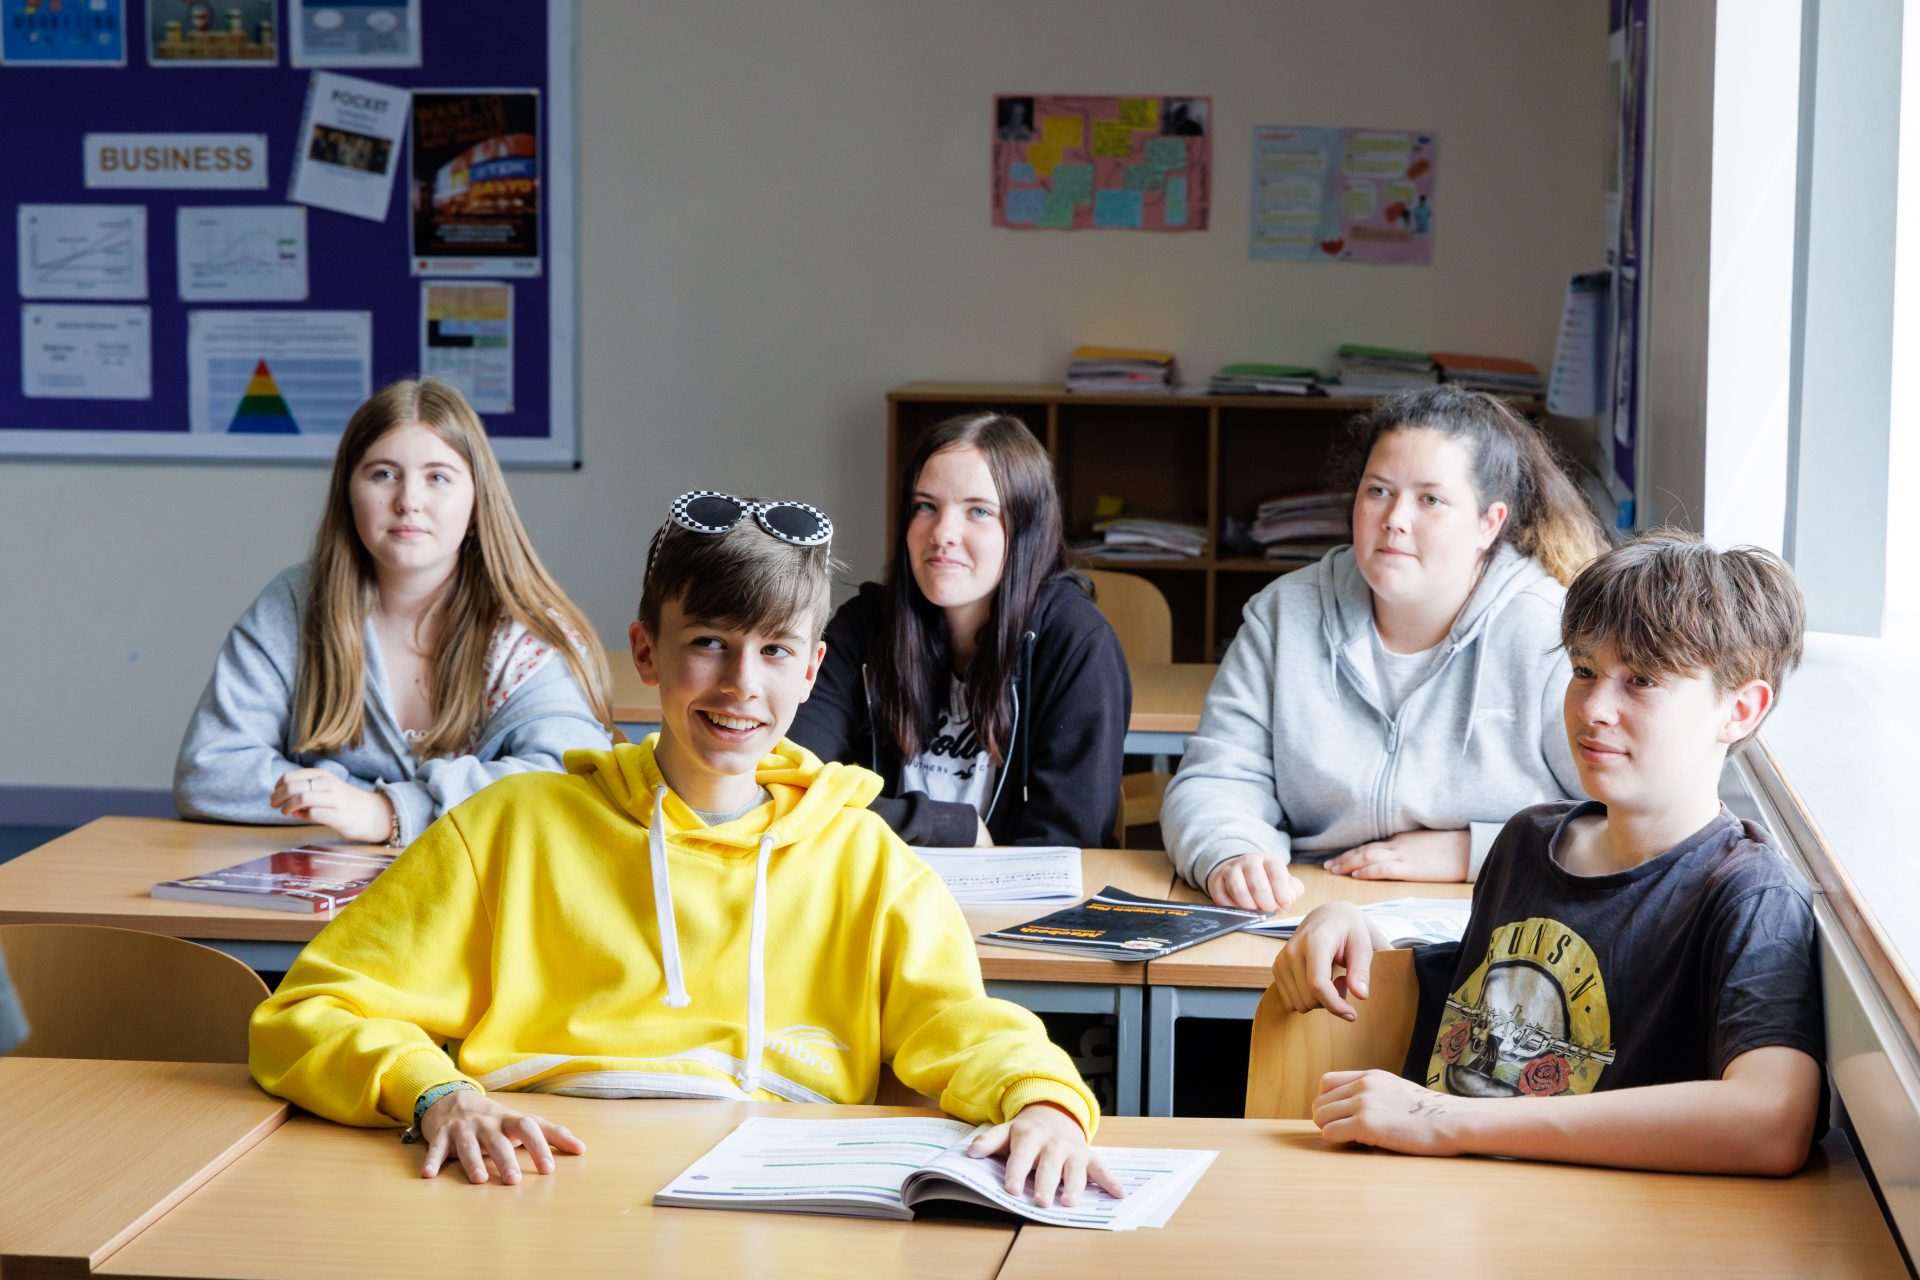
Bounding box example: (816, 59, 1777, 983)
(1402, 801, 1823, 1099)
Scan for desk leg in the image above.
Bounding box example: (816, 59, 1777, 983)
(1147, 986, 1266, 1117)
(986, 980, 1142, 1117)
(191, 938, 305, 972)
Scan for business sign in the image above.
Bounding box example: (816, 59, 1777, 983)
(84, 133, 269, 189)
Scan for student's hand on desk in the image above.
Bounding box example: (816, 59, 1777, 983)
(1206, 853, 1305, 913)
(1325, 828, 1469, 882)
(968, 1102, 1125, 1209)
(1271, 902, 1374, 1020)
(271, 768, 394, 844)
(1313, 1069, 1461, 1157)
(419, 1088, 585, 1185)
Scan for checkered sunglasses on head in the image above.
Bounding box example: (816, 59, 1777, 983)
(669, 490, 834, 546)
(646, 490, 835, 579)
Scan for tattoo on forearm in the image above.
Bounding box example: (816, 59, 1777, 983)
(1407, 1094, 1451, 1118)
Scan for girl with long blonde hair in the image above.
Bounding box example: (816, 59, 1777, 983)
(176, 379, 612, 846)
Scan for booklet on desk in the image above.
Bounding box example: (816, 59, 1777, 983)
(654, 1116, 1216, 1231)
(911, 844, 1082, 904)
(977, 887, 1267, 960)
(150, 845, 395, 916)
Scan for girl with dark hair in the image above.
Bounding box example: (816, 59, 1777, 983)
(790, 413, 1131, 848)
(1164, 386, 1609, 908)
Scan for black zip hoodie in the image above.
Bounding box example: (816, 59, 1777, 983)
(790, 574, 1131, 848)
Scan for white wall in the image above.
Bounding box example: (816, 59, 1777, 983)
(0, 0, 1604, 793)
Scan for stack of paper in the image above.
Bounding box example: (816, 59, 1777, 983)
(1250, 490, 1350, 564)
(1066, 345, 1176, 394)
(1249, 896, 1472, 945)
(1431, 351, 1544, 398)
(1331, 343, 1439, 397)
(1207, 363, 1325, 396)
(912, 845, 1082, 904)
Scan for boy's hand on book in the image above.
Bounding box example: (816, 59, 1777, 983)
(419, 1089, 586, 1186)
(1206, 853, 1304, 913)
(1313, 1069, 1461, 1157)
(1325, 829, 1469, 882)
(271, 769, 394, 844)
(1271, 902, 1373, 1020)
(968, 1102, 1126, 1209)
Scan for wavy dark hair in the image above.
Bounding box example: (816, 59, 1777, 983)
(1336, 385, 1608, 586)
(877, 413, 1074, 763)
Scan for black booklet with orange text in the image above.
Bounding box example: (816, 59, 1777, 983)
(976, 887, 1266, 961)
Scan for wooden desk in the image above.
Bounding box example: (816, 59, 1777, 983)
(0, 1059, 286, 1279)
(0, 822, 1173, 1113)
(0, 817, 339, 970)
(999, 1119, 1904, 1278)
(96, 1098, 1014, 1280)
(608, 660, 1218, 755)
(1140, 865, 1472, 1115)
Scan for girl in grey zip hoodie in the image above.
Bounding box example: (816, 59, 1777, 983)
(1163, 386, 1606, 897)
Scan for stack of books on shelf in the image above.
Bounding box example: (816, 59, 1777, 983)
(1079, 495, 1206, 561)
(1206, 362, 1325, 396)
(1430, 351, 1545, 399)
(1251, 489, 1350, 565)
(1331, 343, 1439, 397)
(1065, 345, 1176, 393)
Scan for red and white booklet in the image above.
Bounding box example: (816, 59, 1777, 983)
(151, 845, 396, 916)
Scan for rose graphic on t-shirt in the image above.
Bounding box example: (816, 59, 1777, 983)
(1518, 1053, 1572, 1096)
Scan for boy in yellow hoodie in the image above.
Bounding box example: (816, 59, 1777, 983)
(251, 490, 1117, 1206)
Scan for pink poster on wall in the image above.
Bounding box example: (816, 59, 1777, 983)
(992, 94, 1210, 232)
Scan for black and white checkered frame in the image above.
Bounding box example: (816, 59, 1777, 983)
(667, 489, 834, 546)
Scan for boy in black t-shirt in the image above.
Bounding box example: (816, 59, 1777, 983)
(1272, 530, 1823, 1175)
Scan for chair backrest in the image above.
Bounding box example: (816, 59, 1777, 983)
(1083, 570, 1172, 666)
(1244, 948, 1420, 1119)
(0, 924, 270, 1064)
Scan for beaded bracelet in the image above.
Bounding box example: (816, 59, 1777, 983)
(399, 1080, 477, 1143)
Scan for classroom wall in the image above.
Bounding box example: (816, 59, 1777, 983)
(0, 0, 1607, 797)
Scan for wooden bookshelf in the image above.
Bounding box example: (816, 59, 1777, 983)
(885, 381, 1543, 660)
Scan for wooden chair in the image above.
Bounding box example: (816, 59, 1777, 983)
(1084, 570, 1174, 848)
(1244, 947, 1420, 1119)
(0, 923, 270, 1064)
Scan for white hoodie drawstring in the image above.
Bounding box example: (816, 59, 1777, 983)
(647, 783, 773, 1096)
(740, 833, 773, 1095)
(649, 785, 692, 1009)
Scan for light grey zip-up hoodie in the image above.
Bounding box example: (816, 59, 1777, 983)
(174, 565, 611, 845)
(1162, 543, 1584, 890)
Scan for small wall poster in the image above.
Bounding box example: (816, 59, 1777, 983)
(992, 94, 1210, 232)
(1249, 125, 1437, 264)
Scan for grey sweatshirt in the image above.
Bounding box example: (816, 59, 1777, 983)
(1162, 543, 1584, 889)
(174, 565, 611, 844)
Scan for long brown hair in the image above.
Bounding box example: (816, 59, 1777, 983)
(878, 413, 1075, 763)
(1339, 386, 1608, 586)
(292, 379, 612, 756)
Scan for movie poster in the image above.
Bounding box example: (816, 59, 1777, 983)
(409, 90, 540, 276)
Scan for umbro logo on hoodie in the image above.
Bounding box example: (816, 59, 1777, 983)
(767, 1025, 851, 1074)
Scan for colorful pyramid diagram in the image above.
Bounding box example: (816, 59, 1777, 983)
(228, 360, 299, 434)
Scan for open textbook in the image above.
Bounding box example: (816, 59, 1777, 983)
(911, 845, 1082, 904)
(1249, 896, 1472, 944)
(654, 1116, 1215, 1231)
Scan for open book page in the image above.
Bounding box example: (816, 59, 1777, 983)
(1249, 896, 1471, 944)
(652, 1116, 974, 1219)
(910, 845, 1083, 904)
(905, 1136, 1218, 1231)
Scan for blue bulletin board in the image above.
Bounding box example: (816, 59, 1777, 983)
(0, 1, 578, 465)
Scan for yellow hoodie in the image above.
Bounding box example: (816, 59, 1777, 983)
(250, 738, 1098, 1135)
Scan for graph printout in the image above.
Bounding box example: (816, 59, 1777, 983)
(176, 206, 310, 302)
(186, 309, 371, 448)
(17, 205, 148, 300)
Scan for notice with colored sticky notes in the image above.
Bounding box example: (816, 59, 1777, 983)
(1249, 123, 1436, 264)
(991, 93, 1210, 232)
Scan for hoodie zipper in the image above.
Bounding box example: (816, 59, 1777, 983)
(1354, 641, 1460, 842)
